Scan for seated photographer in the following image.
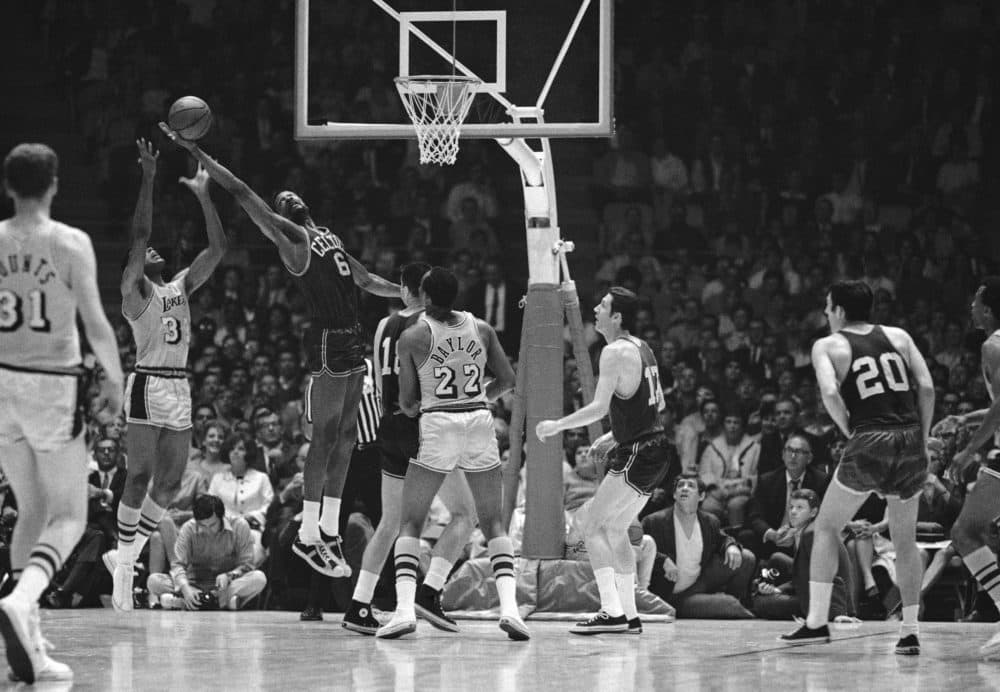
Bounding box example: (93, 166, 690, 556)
(642, 475, 756, 618)
(208, 431, 274, 566)
(147, 495, 266, 610)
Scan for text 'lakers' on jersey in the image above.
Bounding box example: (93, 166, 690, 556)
(127, 273, 190, 370)
(840, 326, 919, 431)
(609, 335, 664, 444)
(288, 227, 359, 330)
(0, 221, 80, 371)
(374, 308, 423, 417)
(417, 312, 489, 414)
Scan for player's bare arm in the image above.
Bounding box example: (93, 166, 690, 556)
(396, 322, 430, 418)
(66, 230, 124, 421)
(158, 122, 309, 268)
(884, 326, 936, 442)
(178, 164, 228, 295)
(477, 318, 516, 401)
(346, 253, 401, 298)
(121, 139, 157, 317)
(535, 341, 631, 441)
(952, 338, 1000, 472)
(812, 335, 851, 437)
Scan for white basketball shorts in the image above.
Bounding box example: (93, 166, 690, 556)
(125, 369, 192, 431)
(0, 369, 80, 451)
(414, 408, 500, 473)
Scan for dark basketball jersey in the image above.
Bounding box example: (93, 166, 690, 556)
(840, 326, 920, 431)
(609, 335, 665, 444)
(373, 308, 423, 416)
(286, 226, 359, 329)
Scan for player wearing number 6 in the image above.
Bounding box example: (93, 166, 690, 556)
(110, 138, 228, 612)
(158, 121, 400, 581)
(780, 280, 934, 655)
(536, 287, 673, 635)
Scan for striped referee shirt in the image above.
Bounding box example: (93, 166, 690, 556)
(356, 357, 382, 446)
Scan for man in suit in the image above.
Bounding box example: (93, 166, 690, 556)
(88, 437, 127, 542)
(642, 475, 756, 618)
(758, 398, 827, 475)
(461, 259, 522, 357)
(741, 433, 829, 560)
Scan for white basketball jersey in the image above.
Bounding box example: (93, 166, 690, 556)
(0, 220, 81, 371)
(127, 271, 191, 369)
(417, 311, 489, 413)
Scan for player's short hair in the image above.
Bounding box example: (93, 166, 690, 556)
(609, 286, 639, 332)
(401, 262, 432, 297)
(827, 280, 873, 321)
(193, 494, 226, 521)
(980, 276, 1000, 318)
(790, 488, 820, 509)
(421, 266, 459, 309)
(3, 143, 58, 199)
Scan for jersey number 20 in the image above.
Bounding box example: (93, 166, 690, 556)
(0, 289, 50, 333)
(852, 353, 911, 400)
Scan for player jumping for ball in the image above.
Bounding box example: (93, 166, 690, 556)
(109, 138, 228, 611)
(159, 121, 400, 579)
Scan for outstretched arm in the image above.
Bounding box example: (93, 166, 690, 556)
(179, 165, 228, 294)
(158, 123, 308, 261)
(121, 139, 156, 317)
(346, 253, 401, 298)
(535, 345, 623, 441)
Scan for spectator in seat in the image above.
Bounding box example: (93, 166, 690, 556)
(643, 476, 756, 618)
(461, 258, 522, 357)
(699, 408, 759, 527)
(147, 495, 266, 610)
(758, 397, 819, 475)
(676, 396, 721, 474)
(741, 433, 829, 560)
(253, 408, 294, 481)
(209, 432, 274, 566)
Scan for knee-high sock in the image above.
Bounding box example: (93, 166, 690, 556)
(594, 566, 624, 617)
(963, 546, 1000, 607)
(488, 537, 518, 616)
(16, 543, 67, 603)
(615, 571, 638, 620)
(393, 536, 420, 618)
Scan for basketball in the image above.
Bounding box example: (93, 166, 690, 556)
(167, 96, 212, 141)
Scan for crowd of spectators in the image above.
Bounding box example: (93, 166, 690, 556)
(9, 0, 1000, 623)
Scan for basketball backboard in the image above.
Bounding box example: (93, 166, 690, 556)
(294, 0, 613, 139)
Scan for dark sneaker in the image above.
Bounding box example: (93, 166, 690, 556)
(779, 623, 831, 645)
(569, 611, 628, 635)
(627, 617, 642, 634)
(300, 605, 323, 622)
(895, 634, 920, 656)
(414, 585, 458, 633)
(293, 537, 340, 578)
(342, 600, 379, 635)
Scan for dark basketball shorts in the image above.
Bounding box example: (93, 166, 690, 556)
(607, 431, 672, 495)
(303, 324, 365, 375)
(376, 412, 419, 479)
(837, 425, 927, 500)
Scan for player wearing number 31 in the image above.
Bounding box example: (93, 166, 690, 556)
(780, 280, 934, 656)
(109, 138, 228, 612)
(158, 121, 400, 582)
(536, 287, 674, 636)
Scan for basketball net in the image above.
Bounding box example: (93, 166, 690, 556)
(395, 75, 480, 165)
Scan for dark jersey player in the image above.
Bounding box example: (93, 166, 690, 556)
(159, 122, 400, 579)
(536, 287, 675, 635)
(780, 280, 934, 656)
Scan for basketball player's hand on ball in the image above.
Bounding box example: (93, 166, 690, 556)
(535, 420, 560, 441)
(158, 122, 197, 152)
(135, 138, 159, 175)
(179, 164, 211, 197)
(94, 377, 124, 426)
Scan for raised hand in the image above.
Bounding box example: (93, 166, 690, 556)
(178, 164, 211, 197)
(136, 138, 159, 176)
(158, 121, 198, 152)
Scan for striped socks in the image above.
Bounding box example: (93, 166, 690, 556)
(393, 536, 421, 618)
(117, 496, 166, 564)
(964, 546, 1000, 608)
(488, 537, 518, 616)
(18, 543, 65, 603)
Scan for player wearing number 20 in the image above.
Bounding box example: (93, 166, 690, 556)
(111, 139, 228, 612)
(780, 280, 934, 654)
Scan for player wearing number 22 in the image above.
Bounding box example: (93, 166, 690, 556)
(536, 287, 674, 636)
(781, 280, 935, 656)
(110, 139, 228, 612)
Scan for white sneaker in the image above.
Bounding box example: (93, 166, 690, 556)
(101, 549, 119, 575)
(375, 612, 417, 639)
(499, 613, 531, 641)
(981, 630, 1000, 660)
(0, 595, 43, 684)
(5, 604, 72, 683)
(111, 563, 134, 612)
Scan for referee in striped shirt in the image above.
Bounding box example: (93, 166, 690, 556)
(342, 356, 383, 527)
(356, 357, 382, 447)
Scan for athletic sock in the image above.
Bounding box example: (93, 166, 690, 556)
(319, 497, 342, 537)
(488, 537, 518, 616)
(299, 501, 321, 543)
(805, 581, 833, 629)
(424, 556, 454, 592)
(615, 571, 638, 620)
(353, 569, 380, 604)
(900, 605, 919, 635)
(393, 537, 421, 618)
(132, 496, 167, 559)
(116, 503, 142, 564)
(594, 567, 624, 617)
(17, 544, 66, 603)
(963, 546, 1000, 608)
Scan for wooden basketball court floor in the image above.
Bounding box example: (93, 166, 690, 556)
(11, 611, 1000, 691)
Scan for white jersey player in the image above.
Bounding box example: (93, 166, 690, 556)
(0, 142, 124, 683)
(107, 139, 227, 612)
